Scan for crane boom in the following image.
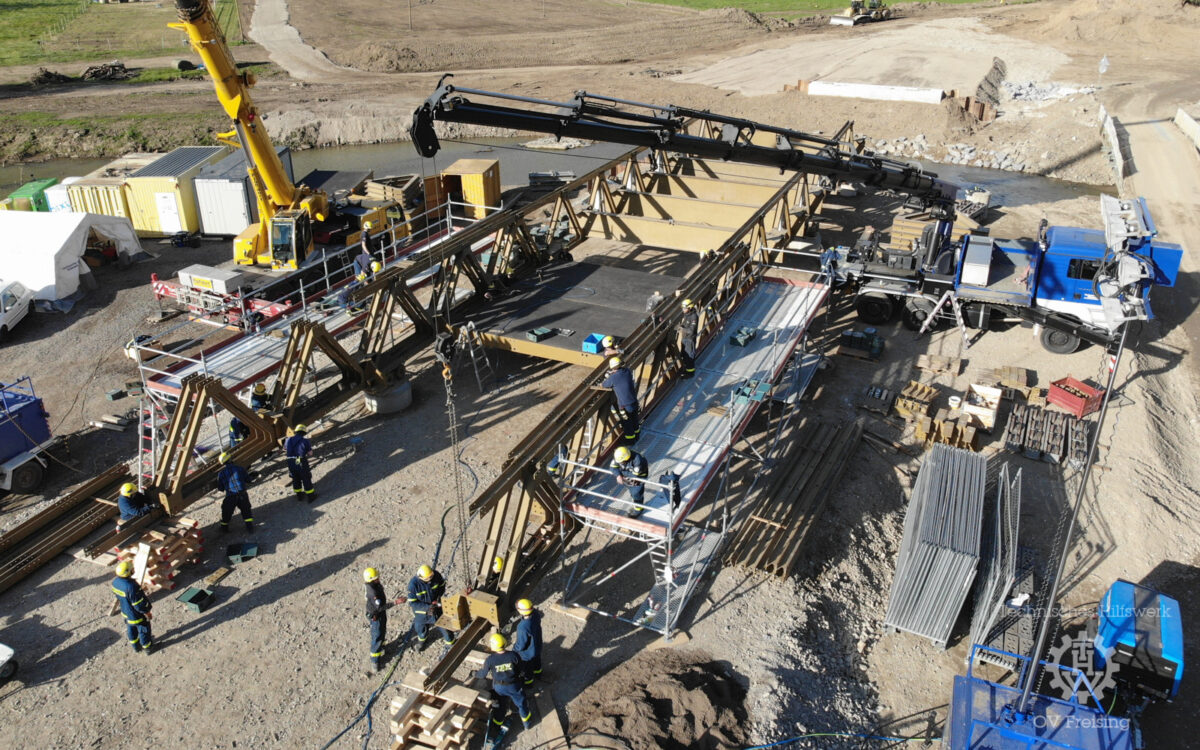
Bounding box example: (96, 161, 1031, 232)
(171, 0, 295, 208)
(410, 79, 958, 207)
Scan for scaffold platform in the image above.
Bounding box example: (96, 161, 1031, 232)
(564, 277, 829, 537)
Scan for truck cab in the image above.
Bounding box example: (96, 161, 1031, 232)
(0, 280, 35, 342)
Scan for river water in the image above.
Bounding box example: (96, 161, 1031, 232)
(1, 137, 1103, 214)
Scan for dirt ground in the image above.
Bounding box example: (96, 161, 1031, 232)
(2, 1, 1200, 748)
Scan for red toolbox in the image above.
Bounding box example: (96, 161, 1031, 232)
(1048, 377, 1104, 418)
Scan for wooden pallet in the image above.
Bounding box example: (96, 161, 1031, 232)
(114, 517, 203, 593)
(831, 344, 879, 362)
(893, 380, 937, 421)
(915, 354, 961, 376)
(390, 673, 491, 750)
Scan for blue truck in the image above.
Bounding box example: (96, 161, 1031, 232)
(0, 377, 59, 494)
(842, 195, 1183, 353)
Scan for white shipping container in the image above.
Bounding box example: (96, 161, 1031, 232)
(45, 177, 82, 213)
(195, 147, 294, 236)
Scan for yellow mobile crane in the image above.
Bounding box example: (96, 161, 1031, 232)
(170, 0, 390, 270)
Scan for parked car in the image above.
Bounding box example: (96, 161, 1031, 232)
(0, 280, 35, 342)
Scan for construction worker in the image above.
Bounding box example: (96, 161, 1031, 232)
(215, 452, 254, 533)
(600, 334, 621, 358)
(284, 424, 315, 500)
(363, 568, 388, 672)
(476, 633, 532, 732)
(600, 357, 640, 443)
(337, 273, 368, 314)
(116, 483, 156, 526)
(112, 560, 153, 654)
(678, 298, 699, 379)
(250, 383, 272, 413)
(228, 415, 250, 447)
(513, 599, 543, 685)
(404, 565, 455, 649)
(354, 222, 374, 275)
(613, 445, 649, 518)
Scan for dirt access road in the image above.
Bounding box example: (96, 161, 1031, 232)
(2, 1, 1200, 749)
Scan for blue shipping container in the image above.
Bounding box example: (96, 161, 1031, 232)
(1, 377, 52, 461)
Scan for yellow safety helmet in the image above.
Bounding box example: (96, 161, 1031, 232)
(489, 633, 507, 652)
(682, 298, 694, 310)
(119, 482, 136, 497)
(293, 424, 307, 434)
(601, 335, 615, 349)
(492, 556, 504, 574)
(363, 567, 379, 582)
(370, 261, 382, 273)
(418, 564, 434, 581)
(516, 598, 533, 615)
(614, 446, 632, 463)
(608, 356, 622, 370)
(363, 220, 373, 230)
(115, 560, 134, 578)
(218, 451, 230, 464)
(254, 383, 267, 395)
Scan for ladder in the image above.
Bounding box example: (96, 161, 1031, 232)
(453, 321, 495, 393)
(918, 290, 972, 350)
(136, 395, 172, 489)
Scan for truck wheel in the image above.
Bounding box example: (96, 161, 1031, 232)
(1040, 327, 1081, 354)
(11, 461, 44, 493)
(901, 299, 936, 331)
(855, 293, 895, 324)
(0, 659, 16, 682)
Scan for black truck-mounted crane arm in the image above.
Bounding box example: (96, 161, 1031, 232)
(410, 77, 958, 209)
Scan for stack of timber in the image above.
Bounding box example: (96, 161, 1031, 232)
(724, 420, 863, 577)
(115, 518, 203, 593)
(975, 365, 1031, 400)
(915, 354, 961, 376)
(391, 671, 491, 750)
(364, 174, 421, 206)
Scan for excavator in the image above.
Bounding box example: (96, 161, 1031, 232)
(171, 0, 392, 270)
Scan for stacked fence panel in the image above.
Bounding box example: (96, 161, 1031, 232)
(883, 443, 987, 647)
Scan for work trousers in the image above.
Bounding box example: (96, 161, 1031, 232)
(519, 654, 542, 685)
(125, 618, 153, 652)
(491, 681, 532, 728)
(220, 491, 254, 529)
(625, 480, 646, 517)
(680, 338, 696, 376)
(369, 614, 387, 667)
(288, 459, 313, 495)
(614, 403, 640, 443)
(412, 609, 454, 645)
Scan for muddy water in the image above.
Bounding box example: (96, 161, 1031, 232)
(1, 140, 1104, 214)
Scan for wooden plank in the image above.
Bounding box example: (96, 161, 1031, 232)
(535, 692, 570, 750)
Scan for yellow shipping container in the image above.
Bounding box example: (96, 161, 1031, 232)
(439, 159, 501, 219)
(124, 146, 229, 237)
(67, 153, 160, 220)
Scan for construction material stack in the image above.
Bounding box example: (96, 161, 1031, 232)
(390, 671, 491, 749)
(115, 518, 204, 593)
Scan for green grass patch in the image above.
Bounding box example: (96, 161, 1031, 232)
(0, 0, 245, 68)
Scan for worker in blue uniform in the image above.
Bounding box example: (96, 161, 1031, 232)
(677, 298, 699, 378)
(117, 482, 157, 526)
(111, 560, 153, 654)
(513, 598, 544, 685)
(250, 383, 272, 413)
(476, 633, 532, 732)
(363, 567, 388, 672)
(404, 565, 455, 649)
(228, 415, 250, 447)
(215, 452, 254, 533)
(612, 445, 650, 518)
(600, 357, 640, 443)
(284, 424, 315, 500)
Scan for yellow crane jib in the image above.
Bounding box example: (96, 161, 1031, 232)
(170, 0, 328, 270)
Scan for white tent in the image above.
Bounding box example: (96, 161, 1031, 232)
(0, 211, 142, 300)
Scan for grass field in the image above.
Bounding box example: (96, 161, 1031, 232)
(0, 0, 244, 68)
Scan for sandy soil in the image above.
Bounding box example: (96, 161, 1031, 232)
(2, 1, 1200, 748)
